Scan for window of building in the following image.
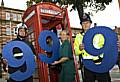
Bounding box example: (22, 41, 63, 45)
(1, 21, 6, 25)
(6, 12, 10, 20)
(18, 14, 22, 21)
(6, 27, 11, 35)
(12, 13, 17, 21)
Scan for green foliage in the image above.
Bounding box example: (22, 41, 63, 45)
(26, 0, 33, 7)
(95, 0, 112, 5)
(35, 0, 42, 3)
(27, 0, 112, 21)
(33, 0, 112, 11)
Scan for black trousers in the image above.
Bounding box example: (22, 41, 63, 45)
(7, 76, 33, 82)
(83, 67, 111, 82)
(7, 63, 33, 82)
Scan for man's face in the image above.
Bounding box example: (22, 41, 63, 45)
(82, 21, 91, 31)
(18, 28, 26, 38)
(59, 31, 67, 42)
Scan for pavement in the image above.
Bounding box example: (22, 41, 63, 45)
(0, 65, 120, 82)
(110, 65, 120, 82)
(78, 65, 120, 82)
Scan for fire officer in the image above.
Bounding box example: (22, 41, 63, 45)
(7, 23, 35, 82)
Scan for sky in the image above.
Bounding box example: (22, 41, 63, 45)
(1, 0, 120, 29)
(68, 0, 120, 29)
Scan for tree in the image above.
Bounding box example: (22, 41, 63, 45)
(27, 0, 112, 23)
(26, 0, 33, 7)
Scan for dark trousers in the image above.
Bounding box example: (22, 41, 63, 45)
(7, 76, 33, 82)
(83, 67, 111, 82)
(7, 63, 33, 82)
(6, 40, 35, 82)
(117, 52, 120, 69)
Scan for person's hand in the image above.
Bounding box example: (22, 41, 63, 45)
(2, 58, 8, 72)
(2, 58, 7, 65)
(79, 44, 84, 51)
(51, 61, 59, 65)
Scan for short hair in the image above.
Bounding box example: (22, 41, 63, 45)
(59, 30, 69, 35)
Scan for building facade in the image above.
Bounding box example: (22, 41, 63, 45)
(0, 6, 24, 53)
(115, 27, 120, 52)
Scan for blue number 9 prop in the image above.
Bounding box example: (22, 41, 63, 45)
(83, 26, 118, 73)
(38, 30, 60, 64)
(2, 41, 36, 81)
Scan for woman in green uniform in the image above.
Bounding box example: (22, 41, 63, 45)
(52, 30, 76, 82)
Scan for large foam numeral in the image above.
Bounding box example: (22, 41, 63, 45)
(83, 26, 118, 73)
(2, 41, 36, 81)
(38, 30, 60, 64)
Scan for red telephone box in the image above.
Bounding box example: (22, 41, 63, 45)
(22, 2, 80, 82)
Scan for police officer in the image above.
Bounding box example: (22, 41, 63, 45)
(7, 23, 35, 82)
(74, 13, 111, 82)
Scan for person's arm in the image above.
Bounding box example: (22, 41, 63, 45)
(52, 57, 69, 65)
(52, 40, 71, 65)
(74, 34, 83, 55)
(29, 42, 37, 61)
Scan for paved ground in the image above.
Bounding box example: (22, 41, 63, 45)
(0, 65, 120, 82)
(110, 65, 120, 82)
(78, 65, 120, 82)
